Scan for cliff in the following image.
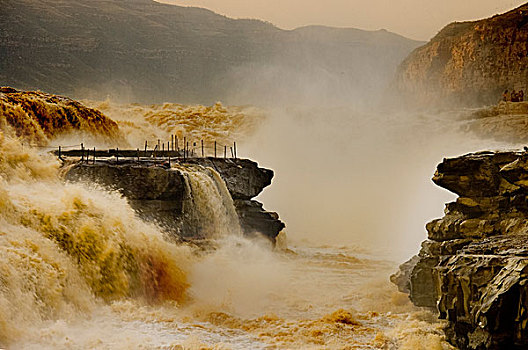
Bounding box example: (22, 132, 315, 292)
(394, 3, 528, 108)
(0, 0, 422, 104)
(392, 151, 528, 349)
(64, 157, 284, 242)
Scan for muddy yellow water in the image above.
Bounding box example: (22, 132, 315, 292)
(0, 129, 454, 349)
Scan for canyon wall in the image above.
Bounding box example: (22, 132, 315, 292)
(394, 4, 528, 108)
(392, 151, 528, 349)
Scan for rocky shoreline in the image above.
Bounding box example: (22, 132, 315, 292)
(65, 157, 284, 242)
(465, 101, 528, 143)
(392, 151, 528, 350)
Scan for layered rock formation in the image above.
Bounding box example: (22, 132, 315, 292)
(394, 3, 528, 108)
(64, 157, 284, 242)
(392, 151, 528, 349)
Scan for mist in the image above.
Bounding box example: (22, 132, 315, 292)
(50, 20, 515, 262)
(224, 53, 515, 260)
(3, 0, 526, 348)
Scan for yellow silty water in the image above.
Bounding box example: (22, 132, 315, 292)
(0, 101, 463, 349)
(0, 131, 190, 345)
(85, 100, 265, 150)
(178, 164, 242, 238)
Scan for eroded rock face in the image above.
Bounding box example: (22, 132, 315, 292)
(181, 158, 273, 200)
(393, 151, 528, 349)
(65, 158, 284, 241)
(394, 4, 528, 108)
(65, 162, 188, 235)
(233, 199, 284, 240)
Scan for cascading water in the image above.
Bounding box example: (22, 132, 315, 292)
(0, 102, 474, 349)
(176, 165, 242, 238)
(0, 132, 191, 347)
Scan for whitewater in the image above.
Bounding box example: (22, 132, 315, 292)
(0, 100, 517, 349)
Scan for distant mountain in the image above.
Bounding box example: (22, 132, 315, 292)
(394, 3, 528, 108)
(0, 0, 423, 105)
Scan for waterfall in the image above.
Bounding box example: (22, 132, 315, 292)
(176, 165, 242, 238)
(0, 133, 193, 345)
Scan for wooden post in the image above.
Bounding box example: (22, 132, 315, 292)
(116, 147, 119, 164)
(58, 146, 61, 159)
(230, 146, 234, 158)
(171, 135, 174, 151)
(162, 143, 165, 152)
(157, 139, 160, 150)
(144, 141, 148, 157)
(184, 137, 186, 158)
(167, 141, 170, 156)
(137, 148, 140, 162)
(81, 143, 84, 162)
(168, 152, 171, 167)
(224, 145, 227, 158)
(234, 141, 237, 159)
(175, 135, 179, 152)
(214, 141, 217, 158)
(201, 140, 204, 157)
(93, 147, 96, 164)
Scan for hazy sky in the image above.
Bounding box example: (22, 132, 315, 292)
(158, 0, 526, 40)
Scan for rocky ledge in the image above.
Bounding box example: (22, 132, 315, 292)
(465, 102, 528, 143)
(392, 151, 528, 350)
(64, 157, 284, 242)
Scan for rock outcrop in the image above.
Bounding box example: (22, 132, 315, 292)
(392, 151, 528, 349)
(394, 3, 528, 108)
(64, 157, 284, 242)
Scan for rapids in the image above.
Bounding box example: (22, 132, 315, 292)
(83, 100, 264, 151)
(0, 132, 191, 345)
(0, 98, 519, 349)
(0, 128, 455, 349)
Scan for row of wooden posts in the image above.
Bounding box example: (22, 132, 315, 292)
(58, 137, 238, 165)
(145, 136, 238, 159)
